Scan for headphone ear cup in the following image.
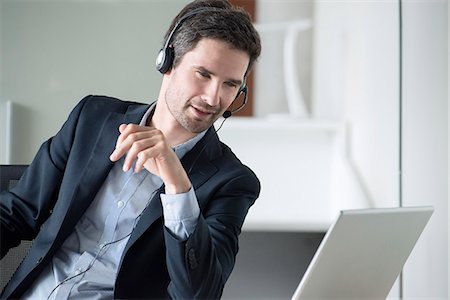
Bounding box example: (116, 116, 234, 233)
(156, 46, 174, 74)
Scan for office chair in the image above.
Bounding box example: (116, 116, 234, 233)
(0, 164, 32, 292)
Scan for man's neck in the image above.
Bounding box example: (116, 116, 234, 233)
(149, 101, 197, 147)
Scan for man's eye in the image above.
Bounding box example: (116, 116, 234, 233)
(197, 71, 210, 78)
(225, 82, 238, 88)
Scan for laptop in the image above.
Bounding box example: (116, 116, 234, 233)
(291, 206, 433, 300)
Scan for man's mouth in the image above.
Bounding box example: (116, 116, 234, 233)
(190, 105, 217, 118)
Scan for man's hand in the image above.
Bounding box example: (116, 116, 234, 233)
(109, 124, 191, 194)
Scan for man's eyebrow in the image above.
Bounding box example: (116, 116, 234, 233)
(194, 66, 243, 86)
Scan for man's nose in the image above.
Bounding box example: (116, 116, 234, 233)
(203, 82, 221, 106)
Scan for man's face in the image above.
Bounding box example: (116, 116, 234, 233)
(164, 38, 250, 133)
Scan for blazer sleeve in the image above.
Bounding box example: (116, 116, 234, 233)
(163, 164, 260, 299)
(0, 97, 90, 258)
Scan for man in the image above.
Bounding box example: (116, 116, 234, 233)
(0, 0, 261, 299)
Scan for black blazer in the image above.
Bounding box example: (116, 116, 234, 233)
(0, 95, 260, 299)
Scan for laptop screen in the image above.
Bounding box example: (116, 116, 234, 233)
(292, 206, 433, 299)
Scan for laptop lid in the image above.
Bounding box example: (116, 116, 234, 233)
(292, 206, 433, 300)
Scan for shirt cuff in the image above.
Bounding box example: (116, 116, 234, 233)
(160, 187, 200, 240)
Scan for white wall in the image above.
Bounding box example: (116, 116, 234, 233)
(312, 0, 400, 209)
(402, 0, 448, 298)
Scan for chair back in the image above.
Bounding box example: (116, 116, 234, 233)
(0, 164, 32, 292)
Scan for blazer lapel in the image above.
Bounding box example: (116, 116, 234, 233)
(59, 103, 151, 232)
(182, 127, 221, 189)
(123, 185, 164, 253)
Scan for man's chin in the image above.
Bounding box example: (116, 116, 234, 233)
(181, 119, 213, 134)
(183, 113, 219, 133)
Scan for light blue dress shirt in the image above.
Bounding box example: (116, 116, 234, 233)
(22, 105, 205, 300)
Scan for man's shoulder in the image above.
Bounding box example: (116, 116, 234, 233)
(79, 95, 147, 111)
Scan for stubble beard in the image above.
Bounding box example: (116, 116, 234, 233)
(164, 90, 220, 134)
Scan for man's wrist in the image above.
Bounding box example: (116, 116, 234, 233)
(165, 176, 191, 195)
(165, 184, 191, 195)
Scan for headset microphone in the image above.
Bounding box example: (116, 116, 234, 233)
(222, 110, 232, 119)
(222, 85, 248, 118)
(192, 84, 247, 172)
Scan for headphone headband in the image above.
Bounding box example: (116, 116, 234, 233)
(156, 7, 225, 74)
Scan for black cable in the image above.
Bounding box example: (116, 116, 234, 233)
(186, 118, 227, 175)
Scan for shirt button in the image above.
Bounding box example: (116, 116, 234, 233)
(117, 200, 124, 208)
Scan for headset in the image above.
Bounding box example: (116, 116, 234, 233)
(155, 7, 248, 118)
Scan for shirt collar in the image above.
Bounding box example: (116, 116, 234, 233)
(172, 130, 207, 159)
(139, 102, 156, 126)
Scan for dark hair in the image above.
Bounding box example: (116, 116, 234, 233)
(163, 0, 261, 77)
